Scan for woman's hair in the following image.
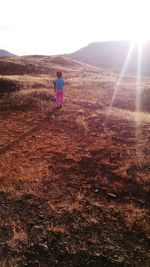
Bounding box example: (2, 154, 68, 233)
(56, 71, 62, 78)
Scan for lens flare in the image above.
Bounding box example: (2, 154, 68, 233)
(135, 41, 143, 113)
(107, 42, 135, 117)
(105, 39, 145, 158)
(135, 41, 143, 156)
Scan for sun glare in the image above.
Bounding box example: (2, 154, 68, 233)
(106, 36, 145, 155)
(132, 38, 147, 48)
(135, 40, 143, 156)
(106, 41, 135, 118)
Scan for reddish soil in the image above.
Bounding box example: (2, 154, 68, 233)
(0, 93, 150, 266)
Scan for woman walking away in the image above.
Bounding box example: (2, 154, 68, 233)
(54, 71, 64, 108)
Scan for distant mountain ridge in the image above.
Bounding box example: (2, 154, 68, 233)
(0, 49, 16, 57)
(70, 41, 150, 75)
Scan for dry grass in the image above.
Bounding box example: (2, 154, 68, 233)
(0, 88, 54, 112)
(124, 204, 148, 230)
(0, 56, 150, 266)
(75, 115, 89, 135)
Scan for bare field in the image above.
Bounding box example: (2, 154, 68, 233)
(0, 56, 150, 266)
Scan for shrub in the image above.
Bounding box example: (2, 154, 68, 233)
(0, 78, 20, 95)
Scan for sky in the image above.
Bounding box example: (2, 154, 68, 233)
(0, 0, 150, 56)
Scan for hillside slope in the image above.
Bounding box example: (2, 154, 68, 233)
(70, 41, 150, 75)
(0, 55, 99, 75)
(0, 56, 150, 266)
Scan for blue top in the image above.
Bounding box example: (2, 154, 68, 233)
(54, 78, 64, 90)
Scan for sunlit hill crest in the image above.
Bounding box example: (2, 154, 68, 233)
(70, 40, 150, 76)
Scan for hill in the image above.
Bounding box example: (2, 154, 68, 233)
(0, 55, 150, 266)
(70, 41, 150, 75)
(0, 55, 97, 75)
(0, 49, 16, 57)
